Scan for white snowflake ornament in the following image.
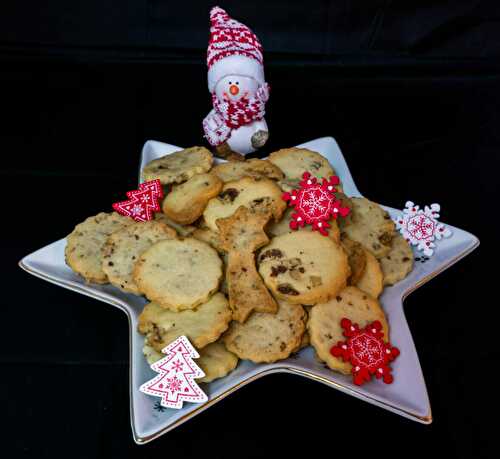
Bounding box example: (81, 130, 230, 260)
(395, 201, 452, 257)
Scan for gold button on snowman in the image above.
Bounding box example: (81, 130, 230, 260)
(203, 7, 269, 156)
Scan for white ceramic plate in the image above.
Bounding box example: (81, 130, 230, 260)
(19, 137, 479, 444)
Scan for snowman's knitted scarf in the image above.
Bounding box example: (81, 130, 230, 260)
(203, 83, 270, 147)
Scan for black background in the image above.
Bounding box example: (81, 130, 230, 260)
(1, 1, 499, 458)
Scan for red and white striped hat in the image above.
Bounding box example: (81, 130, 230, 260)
(207, 6, 265, 93)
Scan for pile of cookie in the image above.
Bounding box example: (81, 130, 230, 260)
(65, 145, 413, 384)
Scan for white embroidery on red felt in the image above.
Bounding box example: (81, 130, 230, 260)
(282, 171, 350, 236)
(112, 179, 163, 223)
(394, 201, 452, 257)
(330, 318, 400, 386)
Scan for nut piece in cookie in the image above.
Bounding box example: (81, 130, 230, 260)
(162, 173, 223, 225)
(142, 146, 213, 185)
(212, 159, 284, 183)
(133, 238, 223, 310)
(138, 292, 231, 351)
(341, 237, 367, 285)
(356, 249, 384, 298)
(224, 301, 307, 363)
(258, 231, 349, 305)
(203, 176, 286, 231)
(339, 197, 395, 259)
(380, 233, 414, 286)
(102, 220, 176, 294)
(217, 206, 278, 322)
(268, 147, 337, 190)
(65, 212, 134, 284)
(308, 286, 389, 374)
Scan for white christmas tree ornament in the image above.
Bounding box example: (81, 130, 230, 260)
(139, 335, 208, 410)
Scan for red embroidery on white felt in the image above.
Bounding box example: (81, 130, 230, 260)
(112, 179, 163, 222)
(139, 335, 208, 410)
(394, 201, 452, 257)
(330, 318, 400, 386)
(282, 171, 350, 236)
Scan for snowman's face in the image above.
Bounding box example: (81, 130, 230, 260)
(215, 76, 258, 102)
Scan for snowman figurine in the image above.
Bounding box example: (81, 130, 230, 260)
(203, 7, 269, 156)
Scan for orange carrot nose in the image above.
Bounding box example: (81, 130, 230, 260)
(229, 84, 239, 95)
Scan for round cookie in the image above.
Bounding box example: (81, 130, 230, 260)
(162, 173, 223, 224)
(258, 231, 349, 305)
(138, 293, 231, 351)
(380, 234, 414, 286)
(133, 238, 223, 310)
(65, 212, 134, 284)
(339, 197, 395, 259)
(308, 286, 389, 374)
(356, 249, 384, 298)
(154, 212, 196, 237)
(212, 159, 284, 183)
(341, 237, 367, 285)
(267, 207, 341, 244)
(142, 340, 239, 383)
(102, 220, 176, 294)
(192, 227, 224, 253)
(142, 146, 213, 185)
(197, 341, 239, 383)
(143, 343, 164, 365)
(223, 301, 306, 363)
(268, 147, 336, 183)
(203, 177, 286, 231)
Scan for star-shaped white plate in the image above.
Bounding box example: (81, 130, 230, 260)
(19, 137, 479, 444)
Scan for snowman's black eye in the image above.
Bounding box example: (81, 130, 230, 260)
(236, 81, 239, 85)
(229, 81, 232, 84)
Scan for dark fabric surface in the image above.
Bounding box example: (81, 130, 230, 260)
(1, 1, 499, 458)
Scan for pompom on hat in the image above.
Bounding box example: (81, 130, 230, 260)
(207, 6, 265, 93)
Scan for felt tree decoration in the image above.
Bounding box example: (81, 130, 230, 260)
(282, 171, 350, 236)
(139, 335, 208, 410)
(112, 179, 163, 222)
(330, 318, 400, 386)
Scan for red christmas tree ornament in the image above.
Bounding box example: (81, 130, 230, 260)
(282, 172, 350, 236)
(139, 335, 208, 410)
(330, 318, 400, 386)
(112, 179, 164, 222)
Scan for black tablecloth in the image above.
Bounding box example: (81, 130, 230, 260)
(1, 1, 499, 458)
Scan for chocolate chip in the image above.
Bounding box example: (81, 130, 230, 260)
(271, 265, 287, 277)
(402, 257, 410, 262)
(260, 249, 283, 262)
(219, 188, 239, 202)
(277, 284, 299, 295)
(108, 261, 114, 266)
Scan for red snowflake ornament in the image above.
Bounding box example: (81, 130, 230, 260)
(112, 179, 164, 222)
(330, 318, 400, 386)
(282, 172, 350, 236)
